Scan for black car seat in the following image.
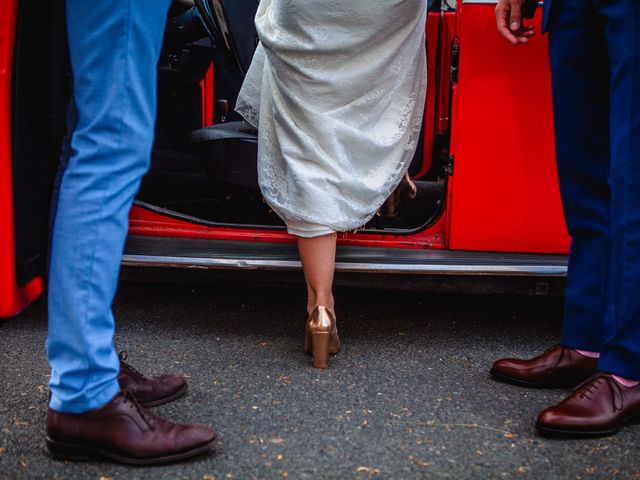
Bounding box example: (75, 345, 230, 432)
(190, 0, 260, 189)
(190, 121, 258, 189)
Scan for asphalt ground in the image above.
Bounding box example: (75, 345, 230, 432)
(1, 279, 639, 480)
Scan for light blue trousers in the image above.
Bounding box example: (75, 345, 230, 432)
(47, 0, 171, 413)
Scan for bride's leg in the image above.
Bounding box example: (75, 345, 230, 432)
(297, 233, 339, 369)
(296, 233, 337, 314)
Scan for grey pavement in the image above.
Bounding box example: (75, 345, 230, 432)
(1, 280, 639, 480)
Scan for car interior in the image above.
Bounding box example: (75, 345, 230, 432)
(11, 0, 450, 285)
(139, 0, 448, 233)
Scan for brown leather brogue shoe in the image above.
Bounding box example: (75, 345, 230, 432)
(118, 351, 187, 407)
(47, 391, 216, 465)
(490, 344, 598, 388)
(536, 373, 640, 437)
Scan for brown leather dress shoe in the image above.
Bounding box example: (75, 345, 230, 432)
(536, 373, 640, 437)
(47, 391, 216, 465)
(490, 344, 598, 388)
(118, 351, 187, 407)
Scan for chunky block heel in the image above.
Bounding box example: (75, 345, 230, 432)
(305, 306, 340, 369)
(310, 332, 331, 369)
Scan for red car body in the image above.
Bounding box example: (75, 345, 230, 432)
(0, 0, 570, 318)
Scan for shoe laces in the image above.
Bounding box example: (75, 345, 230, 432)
(122, 389, 156, 431)
(119, 351, 145, 381)
(574, 374, 625, 411)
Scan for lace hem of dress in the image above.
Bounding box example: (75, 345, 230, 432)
(260, 62, 428, 235)
(235, 104, 259, 129)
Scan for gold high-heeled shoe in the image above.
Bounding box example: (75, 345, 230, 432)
(304, 306, 340, 369)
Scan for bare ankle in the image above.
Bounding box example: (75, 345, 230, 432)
(307, 297, 335, 315)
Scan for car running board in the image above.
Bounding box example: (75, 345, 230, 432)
(122, 236, 567, 276)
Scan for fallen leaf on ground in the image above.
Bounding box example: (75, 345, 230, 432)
(356, 466, 380, 475)
(415, 439, 433, 445)
(12, 417, 28, 428)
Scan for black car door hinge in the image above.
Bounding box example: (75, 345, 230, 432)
(445, 155, 454, 176)
(450, 41, 460, 83)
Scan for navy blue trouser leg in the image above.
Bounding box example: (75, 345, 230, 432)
(47, 0, 170, 413)
(598, 0, 640, 380)
(549, 0, 640, 380)
(548, 0, 611, 353)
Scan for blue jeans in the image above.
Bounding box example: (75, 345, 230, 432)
(47, 0, 171, 413)
(548, 0, 640, 380)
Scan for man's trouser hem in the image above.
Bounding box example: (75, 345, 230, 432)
(49, 381, 121, 414)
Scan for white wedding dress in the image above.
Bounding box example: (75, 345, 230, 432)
(236, 0, 427, 237)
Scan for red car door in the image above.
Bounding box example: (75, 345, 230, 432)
(446, 0, 570, 254)
(0, 0, 45, 318)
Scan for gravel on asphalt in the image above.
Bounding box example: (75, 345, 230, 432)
(1, 281, 638, 480)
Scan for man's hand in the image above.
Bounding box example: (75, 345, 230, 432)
(496, 0, 535, 45)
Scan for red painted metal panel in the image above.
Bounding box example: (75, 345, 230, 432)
(0, 0, 44, 318)
(129, 205, 448, 250)
(436, 12, 456, 136)
(200, 62, 215, 127)
(411, 11, 456, 179)
(447, 2, 569, 254)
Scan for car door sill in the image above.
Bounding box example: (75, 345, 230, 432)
(122, 235, 567, 276)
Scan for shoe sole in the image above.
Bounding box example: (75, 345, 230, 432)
(141, 383, 188, 408)
(46, 436, 216, 465)
(535, 421, 626, 439)
(535, 423, 619, 438)
(489, 369, 576, 389)
(535, 414, 640, 438)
